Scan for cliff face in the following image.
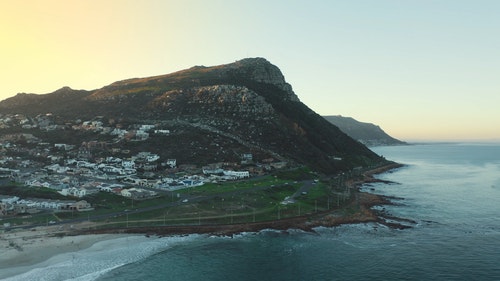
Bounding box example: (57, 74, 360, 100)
(149, 85, 275, 118)
(0, 58, 384, 173)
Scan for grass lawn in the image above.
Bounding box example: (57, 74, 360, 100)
(176, 175, 291, 195)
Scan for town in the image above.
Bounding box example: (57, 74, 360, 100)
(0, 112, 292, 221)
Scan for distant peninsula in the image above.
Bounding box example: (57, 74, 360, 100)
(324, 115, 407, 146)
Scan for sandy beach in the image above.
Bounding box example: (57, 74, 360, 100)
(0, 193, 395, 280)
(0, 225, 123, 279)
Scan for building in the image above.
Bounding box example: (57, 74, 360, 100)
(223, 170, 250, 179)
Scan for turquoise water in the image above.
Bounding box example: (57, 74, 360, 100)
(6, 143, 500, 280)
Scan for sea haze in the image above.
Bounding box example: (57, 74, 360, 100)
(6, 143, 500, 281)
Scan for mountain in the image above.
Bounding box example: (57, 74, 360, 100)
(0, 58, 386, 174)
(324, 115, 407, 146)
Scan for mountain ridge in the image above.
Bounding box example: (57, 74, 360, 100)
(0, 58, 386, 174)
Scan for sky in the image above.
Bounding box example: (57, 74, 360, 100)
(1, 0, 499, 142)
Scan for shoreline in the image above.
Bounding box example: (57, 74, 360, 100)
(0, 163, 405, 279)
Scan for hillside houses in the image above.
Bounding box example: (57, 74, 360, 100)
(0, 167, 18, 178)
(0, 112, 290, 216)
(1, 195, 93, 216)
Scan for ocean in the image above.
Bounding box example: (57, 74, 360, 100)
(5, 142, 500, 281)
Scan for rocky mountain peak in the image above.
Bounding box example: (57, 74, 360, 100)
(226, 58, 299, 102)
(85, 58, 299, 103)
(53, 86, 74, 93)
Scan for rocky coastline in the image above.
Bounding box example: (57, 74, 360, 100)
(77, 163, 410, 237)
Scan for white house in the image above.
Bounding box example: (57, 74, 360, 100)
(223, 170, 250, 179)
(166, 159, 176, 168)
(105, 157, 122, 164)
(99, 165, 122, 174)
(24, 178, 39, 186)
(135, 130, 149, 140)
(121, 189, 132, 197)
(203, 167, 224, 175)
(0, 196, 19, 204)
(122, 160, 136, 169)
(154, 129, 170, 135)
(59, 187, 87, 198)
(98, 185, 112, 192)
(146, 154, 160, 162)
(140, 124, 155, 131)
(110, 128, 127, 137)
(45, 164, 69, 174)
(54, 143, 74, 150)
(120, 187, 157, 199)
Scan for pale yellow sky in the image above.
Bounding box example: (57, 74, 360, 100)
(1, 0, 499, 141)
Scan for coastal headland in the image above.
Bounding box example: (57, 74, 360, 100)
(77, 162, 409, 237)
(82, 191, 406, 238)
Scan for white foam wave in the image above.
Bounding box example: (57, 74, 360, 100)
(3, 234, 202, 281)
(67, 263, 125, 281)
